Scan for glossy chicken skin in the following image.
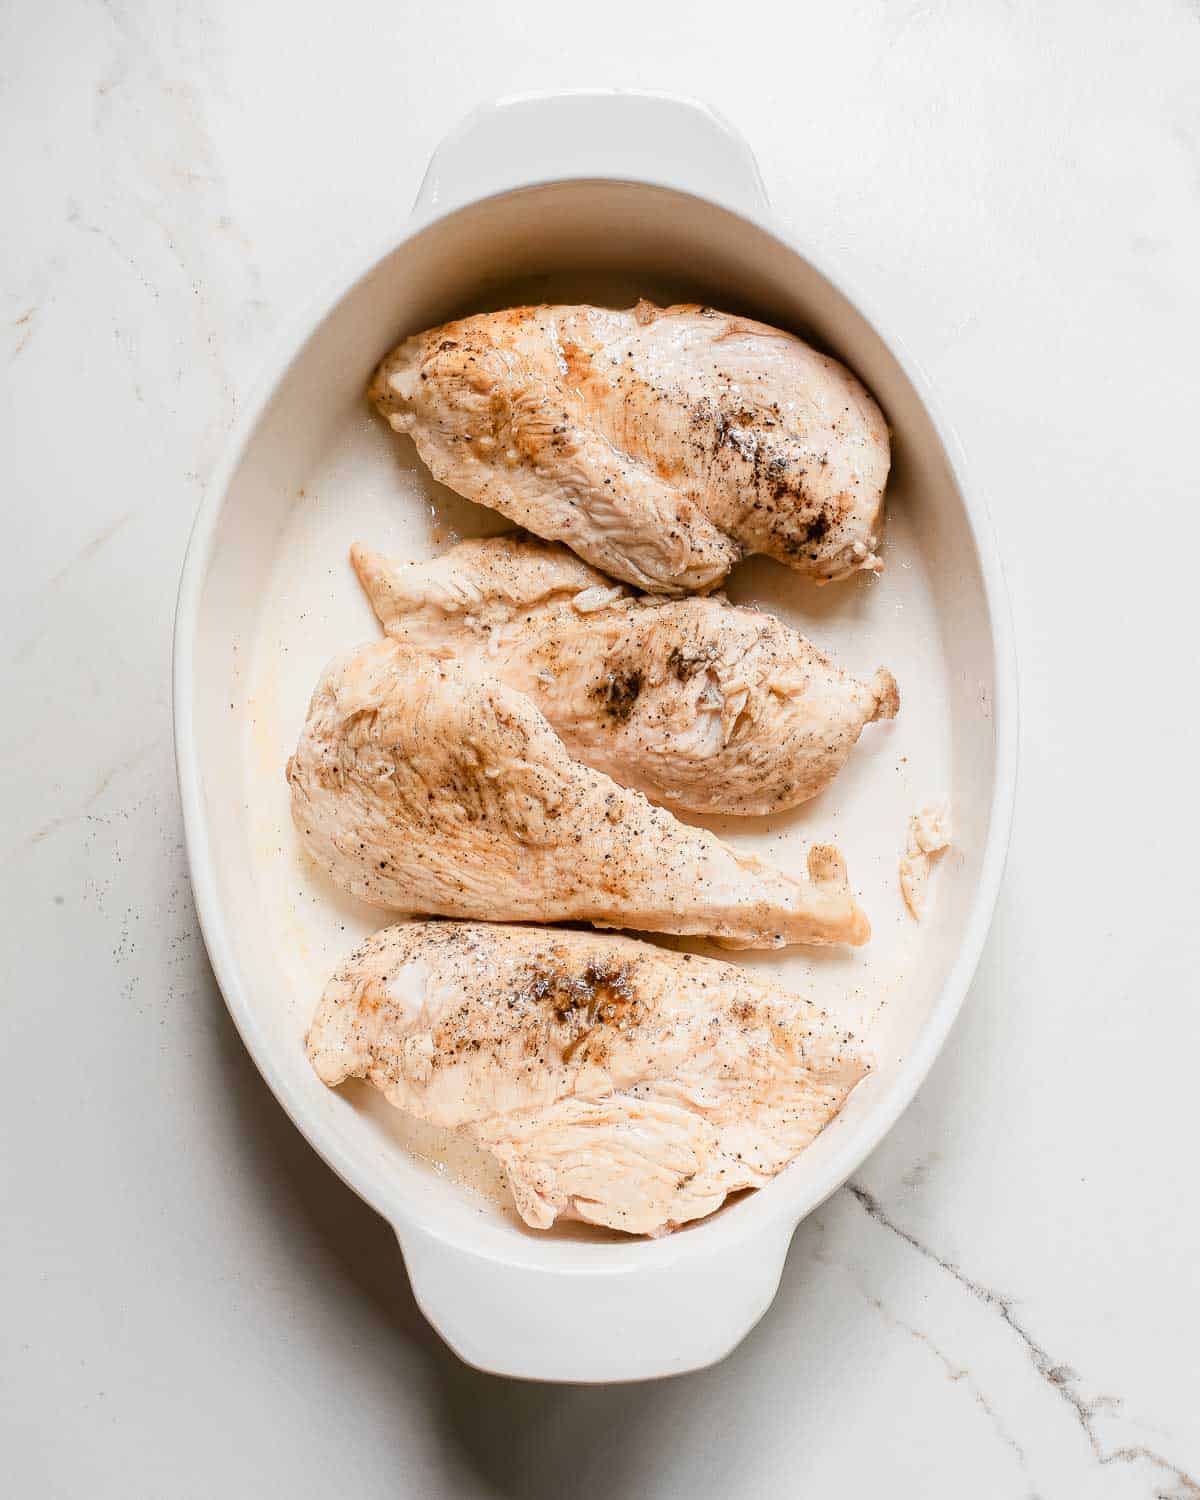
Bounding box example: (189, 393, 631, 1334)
(369, 300, 890, 593)
(306, 921, 869, 1235)
(286, 641, 869, 947)
(352, 533, 899, 816)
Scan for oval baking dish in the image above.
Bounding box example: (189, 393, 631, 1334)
(173, 90, 1017, 1383)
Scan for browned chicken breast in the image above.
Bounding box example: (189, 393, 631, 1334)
(307, 921, 869, 1235)
(287, 641, 869, 947)
(369, 300, 889, 593)
(352, 533, 898, 816)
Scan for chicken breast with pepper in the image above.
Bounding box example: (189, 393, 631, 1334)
(287, 641, 869, 947)
(352, 532, 898, 816)
(369, 300, 889, 593)
(306, 921, 869, 1235)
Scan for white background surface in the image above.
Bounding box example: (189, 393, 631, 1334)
(2, 2, 1198, 1495)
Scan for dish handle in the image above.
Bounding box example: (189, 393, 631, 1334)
(412, 89, 770, 221)
(396, 1218, 794, 1383)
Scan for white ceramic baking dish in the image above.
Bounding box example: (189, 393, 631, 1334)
(174, 90, 1017, 1383)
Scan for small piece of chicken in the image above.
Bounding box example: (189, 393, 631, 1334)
(306, 921, 869, 1235)
(352, 533, 899, 816)
(369, 300, 889, 593)
(287, 640, 869, 947)
(899, 803, 952, 920)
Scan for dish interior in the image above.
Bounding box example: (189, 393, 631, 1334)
(192, 183, 997, 1257)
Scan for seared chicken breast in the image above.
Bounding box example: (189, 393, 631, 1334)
(307, 921, 869, 1235)
(352, 533, 899, 816)
(369, 300, 889, 593)
(287, 641, 869, 947)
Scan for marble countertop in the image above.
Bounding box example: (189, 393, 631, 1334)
(3, 2, 1198, 1495)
